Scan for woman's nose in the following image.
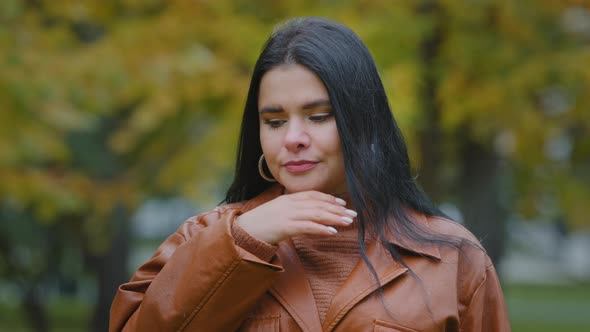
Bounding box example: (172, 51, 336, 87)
(284, 121, 310, 151)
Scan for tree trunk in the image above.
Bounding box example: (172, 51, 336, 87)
(416, 0, 445, 203)
(458, 140, 506, 265)
(90, 205, 130, 332)
(23, 286, 49, 332)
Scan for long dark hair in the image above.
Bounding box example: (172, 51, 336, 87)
(225, 17, 462, 279)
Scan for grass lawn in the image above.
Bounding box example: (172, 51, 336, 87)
(0, 297, 90, 332)
(506, 283, 590, 332)
(0, 283, 588, 331)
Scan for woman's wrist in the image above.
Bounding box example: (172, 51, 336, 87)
(231, 217, 277, 261)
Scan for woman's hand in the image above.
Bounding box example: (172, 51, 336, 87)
(235, 191, 358, 245)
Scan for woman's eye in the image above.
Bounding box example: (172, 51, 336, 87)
(264, 119, 286, 128)
(309, 113, 334, 122)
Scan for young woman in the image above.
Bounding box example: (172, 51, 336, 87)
(110, 17, 510, 332)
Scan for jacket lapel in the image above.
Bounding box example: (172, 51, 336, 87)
(245, 188, 441, 332)
(321, 240, 408, 332)
(270, 239, 323, 332)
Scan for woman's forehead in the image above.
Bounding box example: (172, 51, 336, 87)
(258, 64, 330, 109)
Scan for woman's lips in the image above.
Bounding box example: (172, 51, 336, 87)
(283, 161, 318, 173)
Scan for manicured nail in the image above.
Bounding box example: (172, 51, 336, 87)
(345, 209, 357, 217)
(335, 198, 347, 206)
(327, 226, 338, 234)
(341, 216, 353, 224)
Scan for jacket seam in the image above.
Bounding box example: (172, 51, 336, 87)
(245, 314, 281, 319)
(429, 216, 472, 234)
(176, 256, 242, 332)
(458, 264, 490, 332)
(270, 289, 310, 332)
(428, 216, 487, 251)
(326, 268, 408, 330)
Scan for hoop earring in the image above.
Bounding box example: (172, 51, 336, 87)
(258, 155, 277, 182)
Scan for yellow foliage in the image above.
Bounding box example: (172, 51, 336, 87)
(1, 0, 588, 233)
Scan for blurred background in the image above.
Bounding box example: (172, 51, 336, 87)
(0, 0, 589, 331)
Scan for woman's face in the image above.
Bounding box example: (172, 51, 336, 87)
(258, 64, 347, 195)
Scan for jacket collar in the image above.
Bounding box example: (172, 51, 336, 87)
(271, 237, 412, 332)
(322, 238, 407, 331)
(270, 240, 324, 332)
(249, 185, 442, 331)
(384, 210, 441, 261)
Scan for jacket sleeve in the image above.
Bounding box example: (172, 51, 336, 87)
(459, 261, 511, 332)
(109, 208, 284, 332)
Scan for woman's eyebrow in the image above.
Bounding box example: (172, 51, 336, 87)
(259, 99, 331, 114)
(302, 99, 331, 109)
(259, 106, 283, 114)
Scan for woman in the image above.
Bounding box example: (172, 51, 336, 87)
(110, 17, 510, 331)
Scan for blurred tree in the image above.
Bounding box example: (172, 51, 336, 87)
(0, 0, 266, 330)
(0, 0, 588, 331)
(430, 0, 589, 263)
(329, 0, 590, 264)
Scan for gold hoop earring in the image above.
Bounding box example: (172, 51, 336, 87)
(258, 155, 277, 182)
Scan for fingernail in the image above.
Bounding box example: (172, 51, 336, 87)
(335, 198, 346, 206)
(345, 209, 357, 217)
(341, 216, 353, 224)
(327, 226, 338, 234)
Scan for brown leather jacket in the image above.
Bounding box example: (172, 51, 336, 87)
(110, 186, 510, 331)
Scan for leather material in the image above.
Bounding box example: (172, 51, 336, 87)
(110, 185, 510, 331)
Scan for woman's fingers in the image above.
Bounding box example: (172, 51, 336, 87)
(293, 203, 356, 226)
(238, 191, 358, 243)
(282, 192, 358, 231)
(292, 221, 340, 236)
(313, 201, 357, 218)
(292, 190, 348, 207)
(293, 208, 351, 227)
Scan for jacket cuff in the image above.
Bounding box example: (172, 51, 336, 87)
(231, 221, 277, 262)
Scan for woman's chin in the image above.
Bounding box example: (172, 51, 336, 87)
(282, 182, 323, 194)
(281, 182, 344, 195)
